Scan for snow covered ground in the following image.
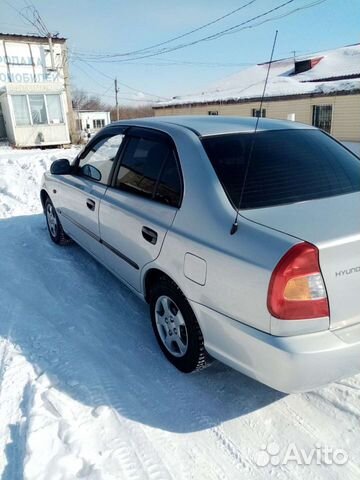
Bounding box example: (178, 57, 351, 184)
(0, 146, 359, 480)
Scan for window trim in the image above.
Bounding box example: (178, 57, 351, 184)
(74, 129, 127, 186)
(111, 126, 184, 209)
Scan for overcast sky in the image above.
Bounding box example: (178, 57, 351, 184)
(1, 0, 359, 105)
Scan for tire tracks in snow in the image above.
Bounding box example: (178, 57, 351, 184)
(37, 320, 177, 480)
(0, 338, 37, 478)
(83, 362, 176, 480)
(150, 366, 262, 479)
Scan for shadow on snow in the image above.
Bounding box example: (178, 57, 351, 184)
(0, 214, 284, 439)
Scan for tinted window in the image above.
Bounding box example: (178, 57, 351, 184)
(155, 151, 182, 207)
(116, 137, 170, 199)
(202, 129, 360, 210)
(79, 134, 124, 184)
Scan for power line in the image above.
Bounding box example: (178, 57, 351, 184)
(221, 0, 327, 37)
(73, 0, 258, 59)
(128, 0, 325, 62)
(74, 0, 328, 63)
(71, 61, 158, 101)
(3, 0, 49, 36)
(76, 56, 254, 67)
(72, 88, 155, 103)
(71, 55, 170, 100)
(71, 60, 113, 90)
(75, 0, 296, 60)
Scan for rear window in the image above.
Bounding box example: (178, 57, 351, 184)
(202, 129, 360, 209)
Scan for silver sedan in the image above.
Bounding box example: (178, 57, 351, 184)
(41, 116, 360, 393)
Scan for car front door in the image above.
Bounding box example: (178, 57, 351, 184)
(56, 130, 125, 258)
(99, 127, 183, 291)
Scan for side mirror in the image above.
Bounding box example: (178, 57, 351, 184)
(81, 164, 102, 182)
(50, 159, 71, 175)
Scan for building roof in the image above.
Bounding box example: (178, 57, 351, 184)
(0, 32, 66, 43)
(111, 115, 314, 137)
(155, 43, 360, 108)
(77, 110, 110, 113)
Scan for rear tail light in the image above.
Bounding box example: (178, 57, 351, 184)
(267, 242, 329, 320)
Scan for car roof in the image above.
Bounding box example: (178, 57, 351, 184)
(109, 115, 315, 137)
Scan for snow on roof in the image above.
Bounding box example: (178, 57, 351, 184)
(155, 44, 360, 108)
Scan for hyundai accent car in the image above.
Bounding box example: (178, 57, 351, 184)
(40, 116, 360, 393)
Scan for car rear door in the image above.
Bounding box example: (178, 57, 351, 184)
(56, 129, 126, 258)
(99, 127, 183, 291)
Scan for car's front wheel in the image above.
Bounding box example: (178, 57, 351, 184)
(150, 277, 208, 373)
(45, 198, 72, 246)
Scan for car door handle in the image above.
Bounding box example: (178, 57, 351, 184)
(86, 198, 96, 211)
(142, 226, 158, 245)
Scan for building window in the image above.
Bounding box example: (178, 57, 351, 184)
(208, 111, 218, 116)
(46, 94, 64, 124)
(29, 95, 48, 124)
(93, 119, 106, 129)
(12, 95, 31, 125)
(11, 94, 64, 127)
(312, 105, 332, 133)
(93, 118, 105, 128)
(252, 108, 266, 118)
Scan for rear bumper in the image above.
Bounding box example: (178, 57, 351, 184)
(190, 301, 360, 393)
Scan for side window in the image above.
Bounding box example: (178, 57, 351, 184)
(155, 151, 182, 207)
(78, 134, 124, 184)
(115, 136, 170, 199)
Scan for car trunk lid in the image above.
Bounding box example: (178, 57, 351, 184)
(242, 192, 360, 330)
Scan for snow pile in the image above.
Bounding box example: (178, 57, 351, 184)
(0, 147, 79, 218)
(0, 147, 359, 479)
(158, 44, 360, 106)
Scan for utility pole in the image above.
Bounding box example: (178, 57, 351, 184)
(115, 78, 119, 121)
(48, 33, 56, 70)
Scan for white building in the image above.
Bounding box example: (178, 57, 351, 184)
(75, 110, 111, 135)
(0, 33, 73, 147)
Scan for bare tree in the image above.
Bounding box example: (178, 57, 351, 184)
(72, 88, 110, 112)
(72, 87, 154, 120)
(109, 105, 154, 121)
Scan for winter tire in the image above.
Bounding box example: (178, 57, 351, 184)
(45, 197, 72, 246)
(150, 276, 208, 373)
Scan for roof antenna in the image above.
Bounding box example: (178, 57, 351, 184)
(230, 30, 278, 235)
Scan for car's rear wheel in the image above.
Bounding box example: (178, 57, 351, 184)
(45, 198, 72, 246)
(150, 277, 208, 373)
